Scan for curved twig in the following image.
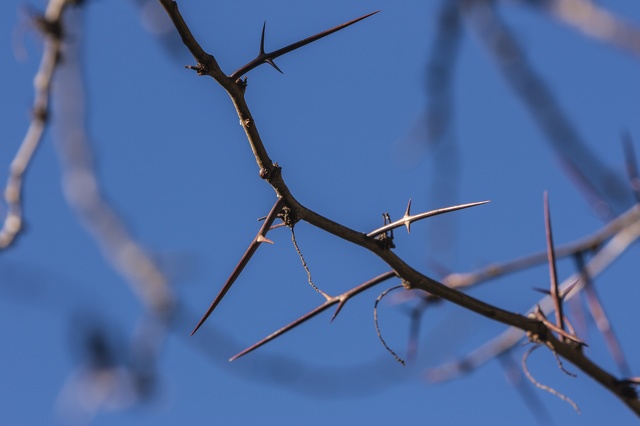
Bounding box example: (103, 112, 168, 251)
(374, 285, 406, 366)
(522, 345, 580, 414)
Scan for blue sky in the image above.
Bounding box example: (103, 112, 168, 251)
(2, 0, 640, 424)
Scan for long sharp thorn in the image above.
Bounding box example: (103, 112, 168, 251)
(331, 299, 346, 322)
(230, 271, 395, 361)
(230, 301, 335, 362)
(269, 10, 380, 59)
(367, 200, 489, 238)
(231, 11, 379, 79)
(265, 58, 284, 74)
(544, 192, 564, 332)
(191, 198, 285, 336)
(256, 235, 274, 244)
(260, 21, 267, 55)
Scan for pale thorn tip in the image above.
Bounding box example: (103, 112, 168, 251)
(256, 235, 274, 244)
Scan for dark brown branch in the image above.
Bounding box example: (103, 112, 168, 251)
(162, 0, 550, 359)
(230, 11, 380, 80)
(159, 0, 225, 81)
(160, 1, 640, 415)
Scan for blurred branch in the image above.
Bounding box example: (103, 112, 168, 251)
(464, 0, 633, 217)
(427, 204, 640, 386)
(0, 0, 73, 249)
(575, 252, 631, 377)
(443, 204, 640, 290)
(520, 0, 640, 55)
(424, 0, 464, 268)
(52, 9, 174, 314)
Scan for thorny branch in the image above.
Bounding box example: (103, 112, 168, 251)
(427, 203, 640, 412)
(159, 0, 640, 415)
(6, 0, 640, 421)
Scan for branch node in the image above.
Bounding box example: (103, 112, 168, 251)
(375, 212, 395, 250)
(185, 63, 207, 75)
(33, 15, 63, 40)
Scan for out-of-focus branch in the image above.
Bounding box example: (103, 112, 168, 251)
(464, 0, 633, 217)
(426, 208, 640, 384)
(443, 204, 640, 290)
(43, 4, 176, 416)
(520, 0, 640, 55)
(424, 0, 464, 269)
(0, 0, 73, 249)
(52, 10, 174, 314)
(575, 252, 631, 377)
